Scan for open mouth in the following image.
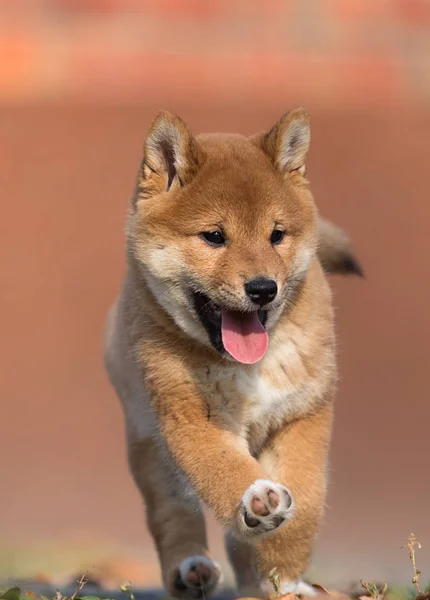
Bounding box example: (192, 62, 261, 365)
(193, 291, 269, 364)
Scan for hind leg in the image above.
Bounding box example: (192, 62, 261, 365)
(129, 437, 222, 598)
(225, 533, 261, 596)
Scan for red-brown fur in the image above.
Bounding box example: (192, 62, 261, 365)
(104, 109, 361, 598)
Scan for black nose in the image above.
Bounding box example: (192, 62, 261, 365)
(245, 277, 278, 306)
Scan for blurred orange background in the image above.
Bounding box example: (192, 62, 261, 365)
(1, 0, 430, 591)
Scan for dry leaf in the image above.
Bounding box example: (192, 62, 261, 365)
(312, 585, 330, 594)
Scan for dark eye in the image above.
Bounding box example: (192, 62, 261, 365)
(201, 231, 225, 247)
(270, 229, 285, 245)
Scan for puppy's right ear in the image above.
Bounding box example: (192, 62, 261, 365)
(138, 111, 199, 199)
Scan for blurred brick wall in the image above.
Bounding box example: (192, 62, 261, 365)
(1, 0, 430, 107)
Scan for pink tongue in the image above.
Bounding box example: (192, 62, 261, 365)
(221, 310, 268, 364)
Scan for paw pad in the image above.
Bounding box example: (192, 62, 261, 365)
(174, 555, 222, 598)
(240, 479, 294, 538)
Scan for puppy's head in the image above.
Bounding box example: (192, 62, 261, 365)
(130, 110, 325, 363)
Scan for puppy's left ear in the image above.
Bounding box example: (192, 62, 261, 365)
(256, 108, 310, 176)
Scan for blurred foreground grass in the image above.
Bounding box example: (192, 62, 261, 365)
(1, 535, 429, 600)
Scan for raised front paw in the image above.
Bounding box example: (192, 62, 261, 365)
(238, 479, 294, 539)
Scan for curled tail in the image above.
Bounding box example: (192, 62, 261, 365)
(317, 218, 363, 277)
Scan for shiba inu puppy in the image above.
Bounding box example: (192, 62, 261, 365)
(104, 109, 361, 599)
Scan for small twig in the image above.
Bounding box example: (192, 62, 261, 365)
(70, 572, 89, 600)
(360, 579, 387, 599)
(360, 580, 377, 598)
(120, 581, 136, 600)
(402, 533, 422, 594)
(268, 568, 282, 598)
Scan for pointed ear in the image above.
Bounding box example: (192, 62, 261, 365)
(261, 108, 310, 175)
(139, 111, 199, 198)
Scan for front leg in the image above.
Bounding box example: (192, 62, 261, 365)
(252, 401, 333, 597)
(146, 355, 294, 541)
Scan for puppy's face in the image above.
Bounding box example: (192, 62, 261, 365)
(130, 110, 317, 364)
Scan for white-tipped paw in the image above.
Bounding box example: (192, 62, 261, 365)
(261, 579, 318, 597)
(239, 479, 294, 538)
(173, 555, 222, 598)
